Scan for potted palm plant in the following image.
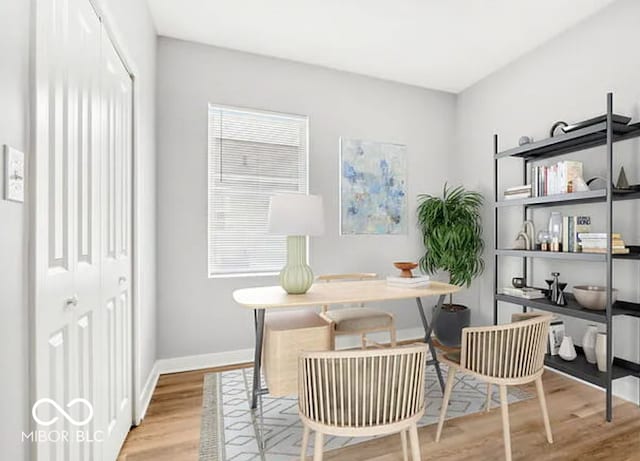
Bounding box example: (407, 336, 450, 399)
(417, 184, 484, 347)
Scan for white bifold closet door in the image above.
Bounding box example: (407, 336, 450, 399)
(100, 27, 133, 461)
(33, 0, 133, 459)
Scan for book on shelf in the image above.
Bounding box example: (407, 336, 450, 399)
(501, 287, 546, 299)
(505, 185, 532, 193)
(532, 161, 583, 197)
(579, 239, 626, 249)
(581, 247, 630, 254)
(577, 232, 628, 253)
(578, 233, 622, 240)
(560, 215, 591, 252)
(548, 320, 565, 356)
(504, 192, 532, 200)
(503, 185, 532, 199)
(386, 275, 430, 285)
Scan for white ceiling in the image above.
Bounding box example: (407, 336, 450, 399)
(147, 0, 615, 93)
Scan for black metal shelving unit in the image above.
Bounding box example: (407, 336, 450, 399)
(492, 93, 640, 422)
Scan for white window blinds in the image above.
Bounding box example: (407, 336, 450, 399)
(208, 105, 308, 276)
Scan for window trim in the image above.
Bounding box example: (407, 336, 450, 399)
(206, 103, 310, 278)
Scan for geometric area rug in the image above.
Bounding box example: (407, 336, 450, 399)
(198, 365, 532, 461)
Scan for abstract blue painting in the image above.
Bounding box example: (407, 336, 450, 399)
(340, 138, 407, 235)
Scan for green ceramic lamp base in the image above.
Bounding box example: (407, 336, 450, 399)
(280, 235, 314, 294)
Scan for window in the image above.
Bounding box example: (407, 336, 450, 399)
(208, 105, 308, 276)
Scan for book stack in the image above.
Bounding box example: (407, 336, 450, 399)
(386, 275, 430, 288)
(532, 160, 583, 197)
(578, 233, 630, 254)
(502, 287, 546, 299)
(561, 216, 591, 252)
(503, 184, 532, 200)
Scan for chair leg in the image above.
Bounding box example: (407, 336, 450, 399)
(390, 326, 397, 347)
(535, 377, 554, 444)
(313, 431, 324, 461)
(486, 383, 492, 412)
(300, 425, 310, 460)
(361, 333, 367, 349)
(499, 384, 512, 461)
(400, 429, 408, 461)
(408, 423, 421, 461)
(435, 367, 456, 442)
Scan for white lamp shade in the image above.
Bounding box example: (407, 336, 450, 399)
(268, 193, 325, 236)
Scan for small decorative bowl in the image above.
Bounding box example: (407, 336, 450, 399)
(572, 285, 618, 311)
(393, 262, 418, 278)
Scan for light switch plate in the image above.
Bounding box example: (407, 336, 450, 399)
(4, 145, 25, 203)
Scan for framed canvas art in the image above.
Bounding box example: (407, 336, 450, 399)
(340, 138, 407, 235)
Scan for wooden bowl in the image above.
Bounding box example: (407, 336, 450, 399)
(393, 262, 418, 278)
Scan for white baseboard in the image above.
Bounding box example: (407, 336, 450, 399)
(136, 362, 159, 425)
(156, 348, 255, 375)
(155, 327, 426, 377)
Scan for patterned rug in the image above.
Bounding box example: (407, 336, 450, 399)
(198, 365, 531, 461)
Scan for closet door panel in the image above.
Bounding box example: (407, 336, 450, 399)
(100, 32, 133, 461)
(34, 0, 107, 460)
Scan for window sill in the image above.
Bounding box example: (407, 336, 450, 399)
(209, 271, 280, 279)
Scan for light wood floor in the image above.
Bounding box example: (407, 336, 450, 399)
(118, 364, 640, 461)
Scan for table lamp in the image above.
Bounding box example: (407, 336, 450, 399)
(268, 193, 324, 294)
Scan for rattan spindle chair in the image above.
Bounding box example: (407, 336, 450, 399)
(298, 344, 428, 461)
(317, 273, 396, 349)
(435, 314, 554, 461)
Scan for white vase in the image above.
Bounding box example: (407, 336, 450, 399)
(595, 332, 610, 372)
(558, 336, 577, 361)
(582, 325, 598, 364)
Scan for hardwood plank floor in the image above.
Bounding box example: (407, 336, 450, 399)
(118, 364, 640, 460)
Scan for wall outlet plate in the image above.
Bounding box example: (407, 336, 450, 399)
(4, 145, 25, 203)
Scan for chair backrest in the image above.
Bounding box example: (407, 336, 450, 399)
(298, 344, 428, 429)
(316, 273, 377, 312)
(459, 314, 552, 381)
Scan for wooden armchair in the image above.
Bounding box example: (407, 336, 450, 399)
(435, 314, 554, 461)
(298, 344, 429, 460)
(317, 273, 396, 349)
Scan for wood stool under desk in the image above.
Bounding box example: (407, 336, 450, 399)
(263, 310, 332, 396)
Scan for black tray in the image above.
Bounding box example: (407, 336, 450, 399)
(564, 114, 632, 133)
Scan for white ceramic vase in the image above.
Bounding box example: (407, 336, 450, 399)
(595, 332, 610, 372)
(582, 325, 598, 364)
(559, 336, 577, 361)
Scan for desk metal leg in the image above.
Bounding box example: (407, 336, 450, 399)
(251, 309, 266, 410)
(416, 295, 446, 393)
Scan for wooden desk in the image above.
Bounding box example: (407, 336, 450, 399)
(233, 279, 461, 409)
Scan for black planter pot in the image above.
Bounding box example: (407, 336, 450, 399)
(432, 304, 470, 348)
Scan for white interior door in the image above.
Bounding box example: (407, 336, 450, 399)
(33, 0, 133, 459)
(100, 32, 133, 461)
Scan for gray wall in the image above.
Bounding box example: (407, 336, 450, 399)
(453, 0, 640, 400)
(0, 1, 31, 458)
(0, 1, 156, 458)
(156, 37, 456, 359)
